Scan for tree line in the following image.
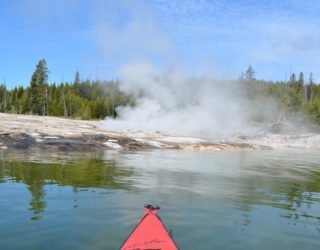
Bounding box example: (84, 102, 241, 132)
(240, 66, 320, 124)
(0, 60, 320, 124)
(0, 59, 134, 119)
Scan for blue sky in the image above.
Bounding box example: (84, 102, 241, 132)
(1, 0, 320, 88)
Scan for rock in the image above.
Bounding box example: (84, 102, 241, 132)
(0, 112, 280, 152)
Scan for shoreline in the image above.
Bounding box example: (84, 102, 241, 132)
(1, 113, 319, 151)
(0, 113, 258, 151)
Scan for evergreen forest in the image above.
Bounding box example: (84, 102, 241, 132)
(1, 59, 320, 125)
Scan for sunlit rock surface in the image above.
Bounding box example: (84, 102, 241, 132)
(0, 113, 319, 151)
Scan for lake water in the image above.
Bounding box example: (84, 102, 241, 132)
(0, 149, 320, 249)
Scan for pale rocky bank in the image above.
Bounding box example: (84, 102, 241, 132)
(0, 113, 319, 151)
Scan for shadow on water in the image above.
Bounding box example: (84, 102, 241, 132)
(0, 152, 134, 220)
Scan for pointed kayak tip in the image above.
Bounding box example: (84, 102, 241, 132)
(120, 204, 179, 250)
(144, 204, 160, 211)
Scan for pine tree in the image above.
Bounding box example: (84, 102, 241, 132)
(74, 71, 80, 85)
(308, 72, 315, 102)
(297, 72, 304, 93)
(289, 73, 296, 88)
(29, 59, 49, 115)
(62, 86, 68, 117)
(2, 83, 7, 112)
(19, 91, 29, 114)
(245, 65, 255, 80)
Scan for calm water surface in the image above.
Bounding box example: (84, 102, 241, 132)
(0, 149, 320, 249)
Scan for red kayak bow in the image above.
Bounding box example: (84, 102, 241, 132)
(120, 204, 179, 250)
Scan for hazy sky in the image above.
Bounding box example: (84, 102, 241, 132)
(1, 0, 320, 88)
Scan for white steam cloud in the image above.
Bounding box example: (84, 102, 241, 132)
(104, 62, 279, 139)
(89, 1, 303, 139)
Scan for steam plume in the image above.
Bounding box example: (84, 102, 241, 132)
(104, 62, 279, 139)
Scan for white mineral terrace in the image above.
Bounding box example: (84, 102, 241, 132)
(0, 113, 319, 151)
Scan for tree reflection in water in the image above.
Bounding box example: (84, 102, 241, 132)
(0, 158, 133, 220)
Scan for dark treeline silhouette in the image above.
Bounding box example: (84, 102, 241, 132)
(1, 60, 320, 124)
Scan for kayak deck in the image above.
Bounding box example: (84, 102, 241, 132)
(120, 205, 179, 250)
